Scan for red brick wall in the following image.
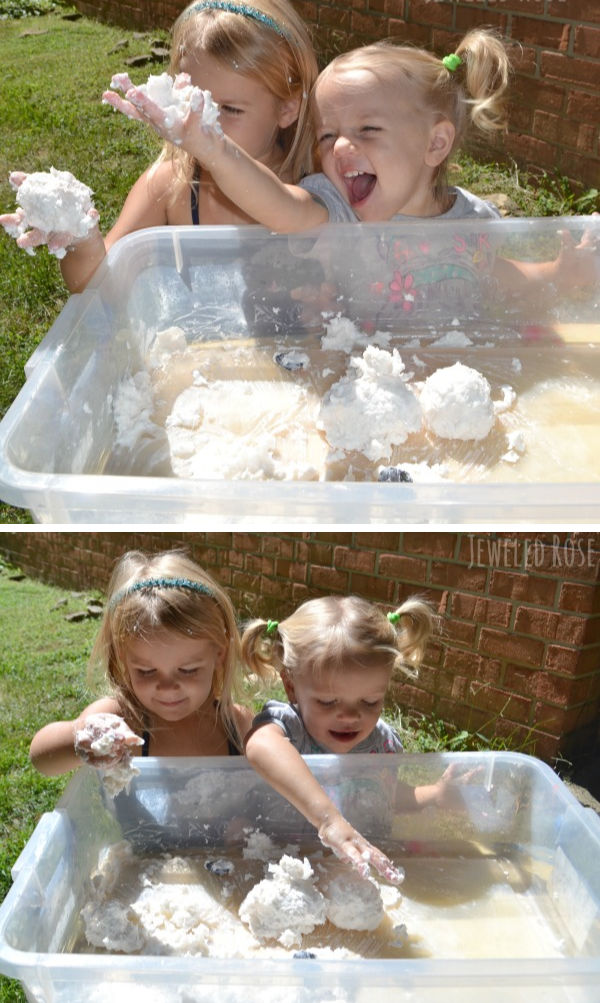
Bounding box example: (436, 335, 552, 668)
(2, 531, 599, 765)
(71, 0, 600, 189)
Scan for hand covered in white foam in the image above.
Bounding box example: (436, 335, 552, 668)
(318, 813, 405, 885)
(103, 71, 221, 148)
(74, 712, 143, 768)
(0, 168, 99, 259)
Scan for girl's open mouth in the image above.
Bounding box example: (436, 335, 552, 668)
(329, 729, 360, 743)
(343, 170, 376, 206)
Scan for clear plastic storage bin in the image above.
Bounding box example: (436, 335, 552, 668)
(0, 219, 598, 523)
(0, 753, 599, 1002)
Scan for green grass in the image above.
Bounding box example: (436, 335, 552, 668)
(0, 560, 103, 1002)
(0, 0, 60, 16)
(449, 154, 600, 217)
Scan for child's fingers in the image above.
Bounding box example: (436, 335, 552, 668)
(368, 849, 405, 885)
(109, 71, 136, 93)
(0, 209, 26, 235)
(102, 90, 147, 122)
(123, 88, 168, 126)
(17, 227, 50, 250)
(321, 818, 404, 883)
(173, 72, 192, 91)
(8, 170, 27, 189)
(123, 731, 144, 748)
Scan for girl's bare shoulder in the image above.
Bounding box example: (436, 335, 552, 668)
(105, 159, 185, 248)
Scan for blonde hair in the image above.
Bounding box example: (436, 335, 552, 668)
(242, 595, 435, 686)
(89, 550, 244, 750)
(316, 28, 511, 201)
(160, 0, 318, 188)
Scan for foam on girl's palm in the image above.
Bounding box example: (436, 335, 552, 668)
(105, 71, 221, 138)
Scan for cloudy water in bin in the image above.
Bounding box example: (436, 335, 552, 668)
(78, 757, 599, 964)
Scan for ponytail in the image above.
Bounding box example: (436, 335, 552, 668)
(387, 597, 436, 677)
(454, 28, 511, 134)
(241, 618, 281, 683)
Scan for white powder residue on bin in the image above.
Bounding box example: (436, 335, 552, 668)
(5, 167, 96, 257)
(419, 362, 495, 440)
(107, 72, 221, 136)
(113, 372, 163, 449)
(74, 714, 143, 797)
(171, 769, 251, 818)
(146, 326, 188, 369)
(318, 346, 422, 461)
(239, 856, 327, 947)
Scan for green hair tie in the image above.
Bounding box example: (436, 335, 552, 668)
(265, 619, 279, 636)
(387, 611, 401, 625)
(442, 53, 462, 72)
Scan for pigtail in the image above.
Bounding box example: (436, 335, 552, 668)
(241, 618, 281, 684)
(455, 28, 511, 134)
(388, 597, 436, 677)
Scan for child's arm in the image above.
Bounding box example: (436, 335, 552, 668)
(60, 161, 173, 293)
(104, 84, 328, 234)
(495, 223, 599, 298)
(185, 129, 327, 233)
(395, 763, 482, 812)
(245, 723, 403, 883)
(29, 697, 139, 776)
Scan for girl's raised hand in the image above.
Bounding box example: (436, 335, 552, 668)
(74, 712, 143, 769)
(102, 72, 221, 149)
(318, 814, 404, 885)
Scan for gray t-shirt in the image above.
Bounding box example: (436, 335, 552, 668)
(291, 178, 501, 325)
(298, 175, 500, 222)
(251, 699, 403, 754)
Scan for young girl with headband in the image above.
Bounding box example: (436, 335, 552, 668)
(242, 595, 475, 883)
(30, 550, 263, 781)
(1, 0, 318, 292)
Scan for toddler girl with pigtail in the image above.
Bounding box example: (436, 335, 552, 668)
(242, 595, 473, 884)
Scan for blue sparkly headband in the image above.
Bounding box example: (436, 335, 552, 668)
(110, 577, 215, 609)
(184, 1, 291, 39)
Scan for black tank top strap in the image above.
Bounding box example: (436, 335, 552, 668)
(141, 730, 150, 756)
(190, 163, 201, 225)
